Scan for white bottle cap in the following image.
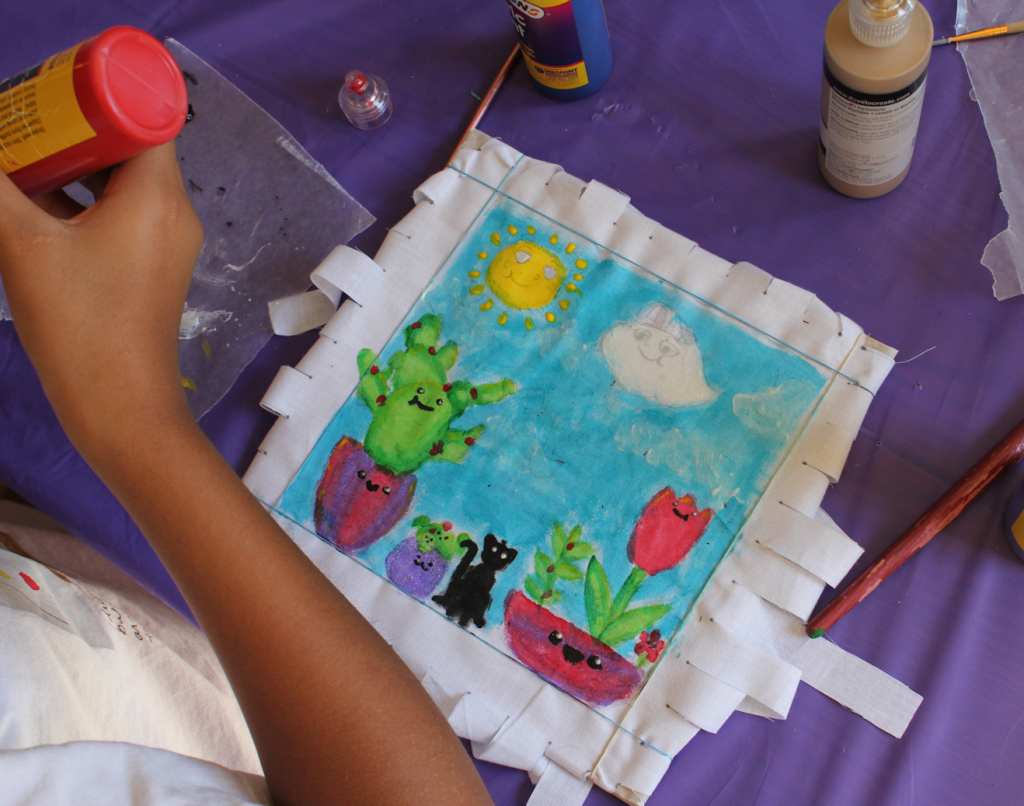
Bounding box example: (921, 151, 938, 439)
(849, 0, 915, 47)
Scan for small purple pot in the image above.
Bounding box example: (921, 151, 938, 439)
(385, 536, 448, 598)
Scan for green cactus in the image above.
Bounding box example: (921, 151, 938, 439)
(356, 313, 517, 476)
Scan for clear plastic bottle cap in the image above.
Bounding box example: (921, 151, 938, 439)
(339, 69, 393, 130)
(849, 0, 915, 47)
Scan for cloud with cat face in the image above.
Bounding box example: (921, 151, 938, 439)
(600, 303, 718, 408)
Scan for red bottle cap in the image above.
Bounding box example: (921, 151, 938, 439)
(6, 26, 188, 198)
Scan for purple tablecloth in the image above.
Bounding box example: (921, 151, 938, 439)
(3, 1, 1023, 804)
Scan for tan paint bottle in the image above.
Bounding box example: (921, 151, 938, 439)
(819, 0, 933, 198)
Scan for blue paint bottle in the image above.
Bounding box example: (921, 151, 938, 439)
(1006, 479, 1024, 562)
(505, 0, 612, 101)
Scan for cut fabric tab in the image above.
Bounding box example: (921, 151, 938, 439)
(527, 760, 593, 806)
(681, 619, 802, 718)
(258, 365, 311, 420)
(756, 503, 864, 588)
(791, 638, 923, 738)
(310, 245, 385, 309)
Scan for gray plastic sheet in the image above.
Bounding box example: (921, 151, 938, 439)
(0, 40, 375, 417)
(956, 0, 1024, 298)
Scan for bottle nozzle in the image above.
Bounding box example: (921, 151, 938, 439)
(347, 73, 368, 95)
(849, 0, 915, 47)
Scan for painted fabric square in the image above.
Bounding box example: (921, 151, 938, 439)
(246, 134, 918, 804)
(275, 195, 830, 711)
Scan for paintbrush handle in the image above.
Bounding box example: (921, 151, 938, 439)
(447, 44, 521, 167)
(946, 20, 1024, 43)
(806, 415, 1024, 637)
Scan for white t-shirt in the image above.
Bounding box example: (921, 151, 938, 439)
(0, 500, 269, 805)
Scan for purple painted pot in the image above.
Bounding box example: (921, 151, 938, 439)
(314, 437, 417, 552)
(385, 536, 449, 598)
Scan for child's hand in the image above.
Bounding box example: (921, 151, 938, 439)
(0, 143, 203, 464)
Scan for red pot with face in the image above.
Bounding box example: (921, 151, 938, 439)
(314, 437, 417, 552)
(504, 590, 641, 707)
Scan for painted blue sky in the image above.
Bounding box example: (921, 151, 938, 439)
(276, 196, 830, 677)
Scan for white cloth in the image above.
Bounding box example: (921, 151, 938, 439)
(0, 501, 268, 805)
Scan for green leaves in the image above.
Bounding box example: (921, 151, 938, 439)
(586, 560, 666, 646)
(585, 558, 612, 637)
(598, 604, 670, 648)
(556, 563, 584, 581)
(527, 523, 593, 604)
(551, 523, 568, 556)
(609, 566, 647, 624)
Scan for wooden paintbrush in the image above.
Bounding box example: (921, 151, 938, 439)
(807, 413, 1024, 638)
(447, 43, 521, 166)
(934, 20, 1024, 46)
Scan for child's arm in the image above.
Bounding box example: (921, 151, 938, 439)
(0, 144, 493, 806)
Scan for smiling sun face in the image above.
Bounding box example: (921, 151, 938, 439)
(469, 224, 589, 330)
(487, 241, 566, 309)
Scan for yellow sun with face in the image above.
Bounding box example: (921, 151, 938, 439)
(469, 224, 589, 330)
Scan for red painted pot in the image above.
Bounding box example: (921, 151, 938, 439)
(504, 590, 642, 706)
(314, 437, 417, 552)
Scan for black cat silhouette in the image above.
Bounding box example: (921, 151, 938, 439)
(432, 533, 517, 628)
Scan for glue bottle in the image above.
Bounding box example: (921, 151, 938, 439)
(0, 27, 188, 199)
(819, 0, 933, 198)
(505, 0, 612, 101)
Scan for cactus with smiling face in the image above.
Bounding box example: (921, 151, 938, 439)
(356, 313, 517, 476)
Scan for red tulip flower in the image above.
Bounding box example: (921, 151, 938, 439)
(627, 487, 713, 575)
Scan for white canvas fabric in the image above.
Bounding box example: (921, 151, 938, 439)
(244, 132, 921, 804)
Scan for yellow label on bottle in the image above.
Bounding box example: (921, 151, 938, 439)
(522, 54, 588, 90)
(1013, 508, 1024, 553)
(0, 44, 96, 175)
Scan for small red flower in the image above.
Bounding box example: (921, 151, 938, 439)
(376, 394, 387, 407)
(634, 630, 665, 663)
(464, 437, 475, 446)
(428, 347, 436, 355)
(429, 440, 444, 456)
